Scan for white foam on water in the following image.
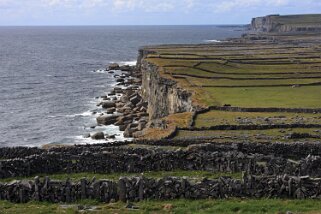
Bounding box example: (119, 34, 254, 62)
(65, 111, 93, 118)
(204, 39, 222, 43)
(73, 124, 132, 145)
(74, 135, 106, 145)
(91, 69, 108, 74)
(118, 61, 137, 66)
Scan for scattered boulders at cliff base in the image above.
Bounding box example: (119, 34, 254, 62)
(107, 63, 136, 72)
(92, 62, 148, 139)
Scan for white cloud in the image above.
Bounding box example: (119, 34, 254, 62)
(0, 0, 13, 8)
(185, 0, 196, 9)
(112, 0, 140, 10)
(112, 0, 176, 12)
(214, 0, 290, 12)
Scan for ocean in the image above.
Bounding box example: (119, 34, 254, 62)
(0, 25, 243, 147)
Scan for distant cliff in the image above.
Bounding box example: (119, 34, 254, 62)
(251, 14, 321, 33)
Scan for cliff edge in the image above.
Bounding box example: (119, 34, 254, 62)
(251, 14, 321, 32)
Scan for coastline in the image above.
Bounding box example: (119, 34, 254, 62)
(78, 60, 149, 144)
(1, 14, 321, 210)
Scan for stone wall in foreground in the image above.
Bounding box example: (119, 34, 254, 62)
(2, 141, 321, 160)
(2, 147, 321, 179)
(0, 175, 319, 203)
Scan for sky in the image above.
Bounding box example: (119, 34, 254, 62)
(0, 0, 320, 25)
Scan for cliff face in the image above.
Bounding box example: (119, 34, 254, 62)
(251, 14, 321, 33)
(137, 49, 193, 121)
(251, 15, 278, 32)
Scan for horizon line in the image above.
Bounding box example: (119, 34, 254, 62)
(0, 24, 248, 27)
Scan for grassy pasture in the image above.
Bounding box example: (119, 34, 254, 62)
(194, 110, 321, 128)
(2, 198, 321, 214)
(201, 86, 321, 108)
(174, 128, 321, 143)
(144, 42, 321, 143)
(0, 171, 242, 183)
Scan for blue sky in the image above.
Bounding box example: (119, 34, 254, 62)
(0, 0, 320, 25)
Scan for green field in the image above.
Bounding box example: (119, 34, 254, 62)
(2, 198, 321, 214)
(0, 171, 242, 183)
(271, 14, 321, 25)
(174, 128, 321, 143)
(143, 40, 321, 143)
(201, 86, 321, 108)
(194, 110, 321, 128)
(146, 43, 321, 109)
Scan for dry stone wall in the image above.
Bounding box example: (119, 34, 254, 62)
(2, 146, 321, 179)
(2, 142, 321, 203)
(1, 175, 321, 203)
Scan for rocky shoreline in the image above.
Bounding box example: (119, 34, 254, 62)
(85, 62, 149, 141)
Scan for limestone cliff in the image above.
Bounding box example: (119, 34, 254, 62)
(137, 49, 194, 121)
(251, 14, 321, 33)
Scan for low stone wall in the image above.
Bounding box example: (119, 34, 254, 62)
(183, 123, 321, 131)
(209, 106, 321, 113)
(1, 175, 320, 203)
(1, 147, 321, 179)
(2, 140, 321, 161)
(139, 141, 321, 159)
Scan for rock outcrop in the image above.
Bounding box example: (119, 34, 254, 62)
(138, 49, 194, 121)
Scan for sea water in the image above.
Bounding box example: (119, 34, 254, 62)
(0, 25, 243, 147)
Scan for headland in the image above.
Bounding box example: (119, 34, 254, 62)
(1, 14, 321, 213)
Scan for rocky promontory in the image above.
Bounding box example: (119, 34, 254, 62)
(251, 14, 321, 32)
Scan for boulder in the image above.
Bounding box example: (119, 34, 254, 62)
(83, 133, 91, 138)
(124, 102, 134, 109)
(120, 95, 129, 103)
(137, 122, 147, 131)
(101, 101, 116, 109)
(139, 106, 147, 112)
(114, 87, 123, 93)
(124, 126, 134, 138)
(116, 78, 125, 83)
(124, 114, 134, 121)
(108, 134, 116, 139)
(96, 115, 119, 125)
(91, 132, 105, 140)
(108, 91, 116, 96)
(119, 125, 127, 131)
(137, 112, 149, 117)
(119, 65, 135, 71)
(116, 102, 125, 109)
(106, 107, 116, 114)
(130, 95, 141, 106)
(108, 63, 120, 70)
